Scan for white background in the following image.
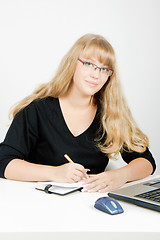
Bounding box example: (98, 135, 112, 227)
(0, 0, 160, 172)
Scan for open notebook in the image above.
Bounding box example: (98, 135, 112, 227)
(35, 181, 84, 195)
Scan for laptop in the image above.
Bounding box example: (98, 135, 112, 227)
(108, 177, 160, 212)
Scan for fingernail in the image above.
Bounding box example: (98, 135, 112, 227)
(84, 175, 89, 180)
(88, 189, 93, 193)
(81, 188, 86, 192)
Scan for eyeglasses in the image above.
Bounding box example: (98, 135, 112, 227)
(78, 58, 113, 77)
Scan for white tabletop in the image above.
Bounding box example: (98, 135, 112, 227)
(0, 175, 160, 240)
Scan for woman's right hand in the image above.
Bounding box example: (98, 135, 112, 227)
(51, 162, 88, 183)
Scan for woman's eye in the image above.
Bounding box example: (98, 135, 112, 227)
(102, 67, 108, 72)
(85, 62, 92, 67)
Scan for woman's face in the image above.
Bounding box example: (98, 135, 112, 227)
(72, 55, 110, 98)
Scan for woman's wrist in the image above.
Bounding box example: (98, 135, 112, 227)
(45, 165, 58, 181)
(110, 167, 129, 184)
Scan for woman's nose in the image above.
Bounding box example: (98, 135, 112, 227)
(90, 68, 101, 79)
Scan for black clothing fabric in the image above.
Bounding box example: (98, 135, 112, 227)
(0, 97, 156, 178)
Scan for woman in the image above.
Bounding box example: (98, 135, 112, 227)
(0, 33, 156, 193)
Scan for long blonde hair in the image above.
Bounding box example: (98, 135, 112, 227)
(9, 33, 149, 158)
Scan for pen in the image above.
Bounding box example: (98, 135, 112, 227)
(64, 154, 74, 163)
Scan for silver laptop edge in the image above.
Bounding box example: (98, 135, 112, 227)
(108, 177, 160, 211)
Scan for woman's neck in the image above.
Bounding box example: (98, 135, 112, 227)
(60, 87, 94, 109)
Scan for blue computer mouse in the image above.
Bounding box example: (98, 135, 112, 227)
(94, 197, 124, 215)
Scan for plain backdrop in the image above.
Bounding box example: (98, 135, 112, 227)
(0, 0, 160, 172)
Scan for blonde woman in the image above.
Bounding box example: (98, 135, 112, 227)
(0, 34, 156, 192)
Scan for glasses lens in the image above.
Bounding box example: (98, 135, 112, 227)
(84, 62, 96, 71)
(83, 60, 113, 77)
(101, 68, 113, 77)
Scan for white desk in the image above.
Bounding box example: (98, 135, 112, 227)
(0, 175, 160, 240)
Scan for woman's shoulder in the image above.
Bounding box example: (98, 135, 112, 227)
(15, 97, 58, 119)
(30, 97, 59, 119)
(27, 97, 58, 111)
(33, 96, 58, 107)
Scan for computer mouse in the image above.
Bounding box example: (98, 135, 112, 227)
(94, 197, 124, 215)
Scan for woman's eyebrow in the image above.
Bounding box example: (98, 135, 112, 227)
(82, 57, 108, 67)
(90, 59, 108, 68)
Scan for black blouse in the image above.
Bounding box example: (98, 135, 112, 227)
(0, 97, 156, 178)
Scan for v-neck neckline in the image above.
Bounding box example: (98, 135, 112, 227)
(56, 98, 98, 139)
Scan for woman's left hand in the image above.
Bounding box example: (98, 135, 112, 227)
(82, 169, 128, 193)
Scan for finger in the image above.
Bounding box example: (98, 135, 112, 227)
(98, 184, 113, 193)
(82, 181, 106, 192)
(82, 185, 100, 193)
(82, 175, 98, 184)
(66, 178, 77, 183)
(74, 163, 85, 172)
(82, 180, 98, 192)
(84, 169, 90, 179)
(98, 187, 109, 193)
(76, 167, 89, 179)
(90, 183, 107, 192)
(72, 174, 82, 182)
(75, 169, 89, 181)
(74, 170, 84, 178)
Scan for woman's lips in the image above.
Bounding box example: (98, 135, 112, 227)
(85, 80, 98, 87)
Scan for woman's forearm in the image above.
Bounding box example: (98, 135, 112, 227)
(121, 158, 153, 183)
(4, 159, 54, 182)
(82, 158, 154, 193)
(4, 158, 87, 183)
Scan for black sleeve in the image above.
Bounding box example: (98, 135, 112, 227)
(120, 148, 156, 174)
(0, 102, 39, 178)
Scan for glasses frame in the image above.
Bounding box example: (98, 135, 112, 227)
(78, 58, 113, 77)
